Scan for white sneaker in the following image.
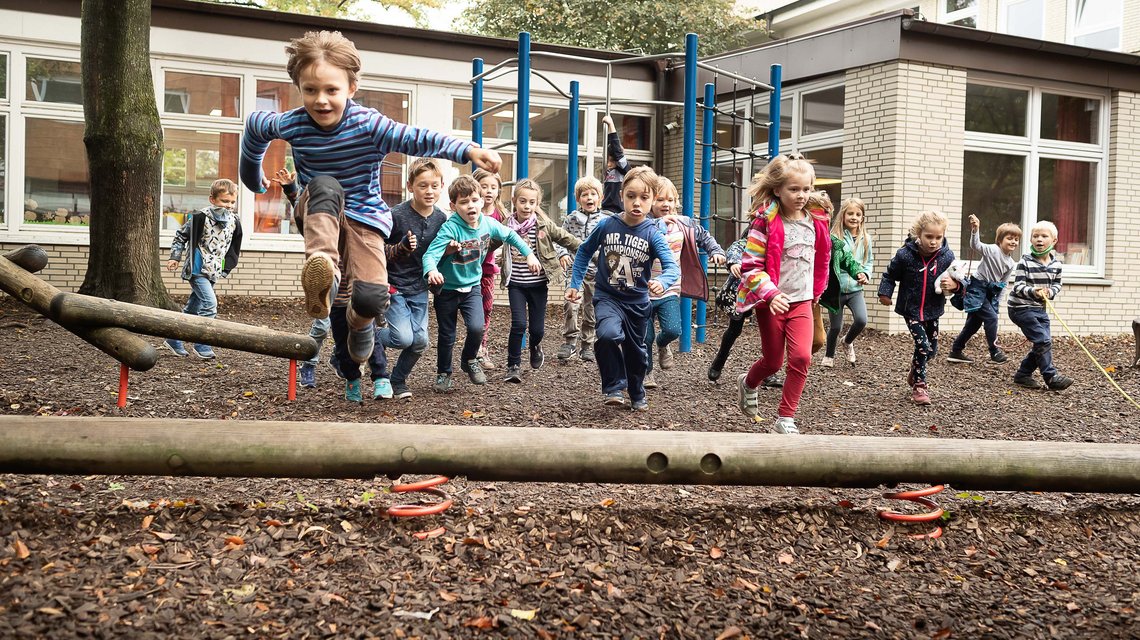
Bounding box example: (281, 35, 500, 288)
(843, 342, 856, 364)
(772, 417, 800, 435)
(821, 356, 834, 368)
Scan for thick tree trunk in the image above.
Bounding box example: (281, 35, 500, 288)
(79, 0, 172, 308)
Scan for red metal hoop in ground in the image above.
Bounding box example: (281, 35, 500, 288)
(878, 484, 945, 540)
(387, 476, 453, 540)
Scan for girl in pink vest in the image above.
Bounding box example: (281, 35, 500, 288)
(735, 154, 832, 434)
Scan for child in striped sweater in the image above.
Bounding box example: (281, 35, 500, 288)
(1007, 220, 1072, 391)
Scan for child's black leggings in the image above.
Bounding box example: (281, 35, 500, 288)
(711, 311, 750, 371)
(906, 318, 939, 384)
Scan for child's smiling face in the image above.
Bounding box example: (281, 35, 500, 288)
(513, 187, 539, 221)
(297, 60, 356, 130)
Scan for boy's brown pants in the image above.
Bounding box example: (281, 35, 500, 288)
(294, 176, 388, 328)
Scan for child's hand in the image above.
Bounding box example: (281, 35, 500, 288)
(166, 259, 179, 272)
(468, 147, 502, 173)
(403, 230, 417, 252)
(443, 240, 461, 256)
(1036, 287, 1051, 300)
(879, 294, 892, 307)
(260, 176, 271, 191)
(729, 263, 742, 278)
(565, 288, 581, 303)
(525, 254, 541, 274)
(940, 275, 958, 293)
(856, 272, 869, 285)
(559, 254, 572, 270)
(968, 214, 980, 232)
(769, 293, 790, 315)
(602, 115, 615, 133)
(710, 254, 726, 266)
(647, 279, 665, 296)
(271, 169, 296, 186)
(427, 271, 444, 286)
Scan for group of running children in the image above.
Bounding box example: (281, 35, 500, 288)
(164, 30, 1074, 433)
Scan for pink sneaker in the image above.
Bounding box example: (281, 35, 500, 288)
(911, 382, 931, 406)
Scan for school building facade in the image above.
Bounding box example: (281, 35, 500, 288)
(2, 0, 1138, 336)
(0, 0, 659, 306)
(663, 5, 1140, 335)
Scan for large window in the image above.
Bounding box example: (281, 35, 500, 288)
(24, 118, 89, 225)
(942, 0, 979, 28)
(1069, 0, 1123, 51)
(164, 71, 240, 118)
(0, 115, 7, 224)
(162, 130, 239, 231)
(26, 58, 82, 105)
(1000, 0, 1045, 39)
(962, 79, 1107, 272)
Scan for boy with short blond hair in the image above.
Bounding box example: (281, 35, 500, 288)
(164, 178, 243, 360)
(1007, 220, 1071, 391)
(948, 215, 1022, 364)
(422, 176, 538, 392)
(558, 176, 608, 362)
(239, 30, 501, 367)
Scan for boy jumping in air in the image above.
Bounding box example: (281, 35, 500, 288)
(239, 30, 500, 365)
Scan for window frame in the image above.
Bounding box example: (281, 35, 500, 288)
(963, 74, 1110, 278)
(1067, 0, 1124, 51)
(998, 0, 1046, 39)
(940, 0, 980, 28)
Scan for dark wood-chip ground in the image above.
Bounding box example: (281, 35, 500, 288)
(2, 296, 1139, 639)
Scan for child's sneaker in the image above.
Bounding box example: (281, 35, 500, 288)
(631, 398, 649, 412)
(911, 382, 932, 406)
(843, 342, 857, 364)
(947, 351, 973, 364)
(820, 356, 834, 368)
(737, 373, 758, 418)
(433, 373, 453, 393)
(392, 381, 413, 399)
(580, 345, 595, 362)
(707, 365, 723, 382)
(328, 357, 345, 380)
(504, 365, 523, 383)
(347, 322, 375, 364)
(659, 344, 675, 370)
(301, 252, 336, 319)
(772, 417, 800, 434)
(762, 374, 783, 388)
(192, 344, 216, 359)
(164, 339, 189, 357)
(477, 346, 497, 370)
(529, 346, 545, 370)
(556, 342, 577, 361)
(1045, 374, 1073, 391)
(603, 392, 625, 407)
(1013, 373, 1041, 389)
(989, 349, 1008, 364)
(462, 359, 487, 385)
(344, 378, 363, 403)
(372, 378, 393, 400)
(643, 371, 658, 389)
(299, 363, 316, 389)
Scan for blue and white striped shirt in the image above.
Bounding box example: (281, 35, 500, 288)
(1007, 253, 1062, 309)
(239, 101, 472, 237)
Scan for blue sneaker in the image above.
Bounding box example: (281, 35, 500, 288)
(298, 363, 316, 389)
(344, 378, 363, 403)
(372, 378, 393, 400)
(328, 357, 345, 380)
(192, 343, 216, 359)
(164, 339, 189, 357)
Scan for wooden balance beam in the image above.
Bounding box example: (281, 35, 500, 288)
(0, 253, 159, 371)
(2, 416, 1140, 493)
(52, 292, 318, 361)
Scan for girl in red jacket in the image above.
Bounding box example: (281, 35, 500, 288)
(735, 154, 832, 434)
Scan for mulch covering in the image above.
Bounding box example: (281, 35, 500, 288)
(2, 296, 1139, 638)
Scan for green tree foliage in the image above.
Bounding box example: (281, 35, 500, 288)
(210, 0, 442, 26)
(457, 0, 757, 55)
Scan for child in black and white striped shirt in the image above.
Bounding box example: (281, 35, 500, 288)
(1007, 220, 1072, 391)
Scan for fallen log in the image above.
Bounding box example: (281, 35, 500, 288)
(51, 292, 318, 361)
(0, 256, 158, 371)
(2, 416, 1139, 493)
(3, 245, 49, 274)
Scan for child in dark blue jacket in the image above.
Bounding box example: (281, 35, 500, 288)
(877, 211, 960, 406)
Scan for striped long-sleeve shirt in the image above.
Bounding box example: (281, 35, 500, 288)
(239, 101, 472, 237)
(1007, 253, 1062, 309)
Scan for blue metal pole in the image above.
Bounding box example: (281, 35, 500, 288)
(471, 58, 484, 171)
(697, 82, 716, 345)
(567, 80, 579, 215)
(768, 63, 782, 159)
(679, 33, 698, 354)
(516, 32, 531, 181)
